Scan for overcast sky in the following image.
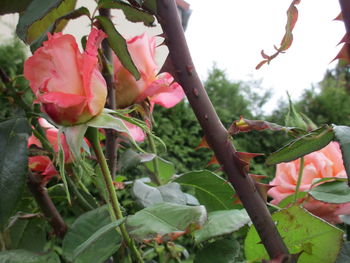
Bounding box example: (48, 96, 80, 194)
(184, 0, 345, 113)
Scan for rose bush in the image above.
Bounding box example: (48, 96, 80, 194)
(113, 33, 185, 109)
(24, 28, 107, 126)
(28, 118, 72, 184)
(268, 142, 350, 224)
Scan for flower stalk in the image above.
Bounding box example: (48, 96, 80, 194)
(86, 127, 144, 263)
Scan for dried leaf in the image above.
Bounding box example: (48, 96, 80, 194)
(256, 0, 301, 69)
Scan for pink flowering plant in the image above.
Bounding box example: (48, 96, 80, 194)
(2, 0, 350, 263)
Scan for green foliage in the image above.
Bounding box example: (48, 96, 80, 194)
(174, 170, 238, 212)
(0, 118, 30, 230)
(62, 206, 122, 263)
(245, 206, 343, 263)
(0, 250, 60, 263)
(126, 202, 207, 241)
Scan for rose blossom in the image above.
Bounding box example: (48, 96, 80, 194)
(113, 33, 185, 141)
(268, 141, 350, 224)
(114, 33, 184, 109)
(28, 118, 72, 184)
(24, 28, 107, 126)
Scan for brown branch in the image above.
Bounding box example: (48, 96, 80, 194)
(155, 0, 291, 260)
(27, 172, 67, 239)
(339, 0, 350, 36)
(99, 8, 118, 178)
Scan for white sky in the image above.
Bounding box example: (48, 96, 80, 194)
(184, 0, 345, 113)
(0, 0, 345, 113)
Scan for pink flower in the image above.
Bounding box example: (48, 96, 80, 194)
(268, 142, 350, 224)
(24, 28, 107, 126)
(114, 33, 185, 142)
(28, 118, 72, 184)
(113, 33, 185, 109)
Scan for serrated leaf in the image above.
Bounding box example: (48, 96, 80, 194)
(132, 180, 196, 207)
(0, 0, 32, 15)
(145, 156, 175, 184)
(194, 209, 250, 243)
(30, 6, 90, 52)
(309, 180, 350, 204)
(194, 239, 240, 263)
(0, 250, 60, 263)
(266, 125, 334, 165)
(99, 0, 155, 26)
(62, 206, 122, 263)
(174, 170, 238, 212)
(95, 15, 140, 80)
(333, 125, 350, 183)
(126, 203, 207, 242)
(244, 206, 343, 263)
(0, 118, 30, 230)
(16, 0, 77, 44)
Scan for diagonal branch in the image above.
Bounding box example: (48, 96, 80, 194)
(27, 172, 67, 238)
(155, 0, 290, 259)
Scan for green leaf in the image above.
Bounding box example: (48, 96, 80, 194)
(336, 242, 350, 263)
(62, 206, 122, 263)
(95, 15, 140, 80)
(333, 125, 350, 182)
(0, 118, 30, 230)
(285, 93, 315, 130)
(73, 218, 125, 260)
(194, 239, 240, 263)
(309, 180, 350, 204)
(0, 250, 60, 263)
(87, 110, 129, 133)
(142, 0, 157, 14)
(126, 203, 207, 241)
(30, 6, 90, 52)
(174, 170, 238, 212)
(99, 0, 155, 26)
(145, 156, 175, 184)
(266, 125, 334, 165)
(244, 206, 343, 263)
(16, 0, 77, 44)
(194, 209, 250, 243)
(277, 192, 308, 208)
(132, 180, 198, 207)
(0, 0, 32, 15)
(9, 217, 47, 252)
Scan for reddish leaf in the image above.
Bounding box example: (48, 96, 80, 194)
(228, 116, 305, 137)
(255, 60, 268, 70)
(256, 0, 301, 69)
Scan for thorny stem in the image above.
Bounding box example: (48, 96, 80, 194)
(147, 133, 162, 186)
(294, 157, 305, 203)
(27, 172, 67, 239)
(155, 0, 291, 260)
(99, 8, 118, 178)
(86, 127, 144, 263)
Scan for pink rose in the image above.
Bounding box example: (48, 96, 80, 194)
(113, 33, 185, 109)
(24, 28, 107, 126)
(268, 142, 350, 224)
(28, 118, 72, 184)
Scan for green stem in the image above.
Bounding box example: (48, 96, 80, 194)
(294, 157, 305, 203)
(86, 127, 144, 263)
(147, 134, 161, 186)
